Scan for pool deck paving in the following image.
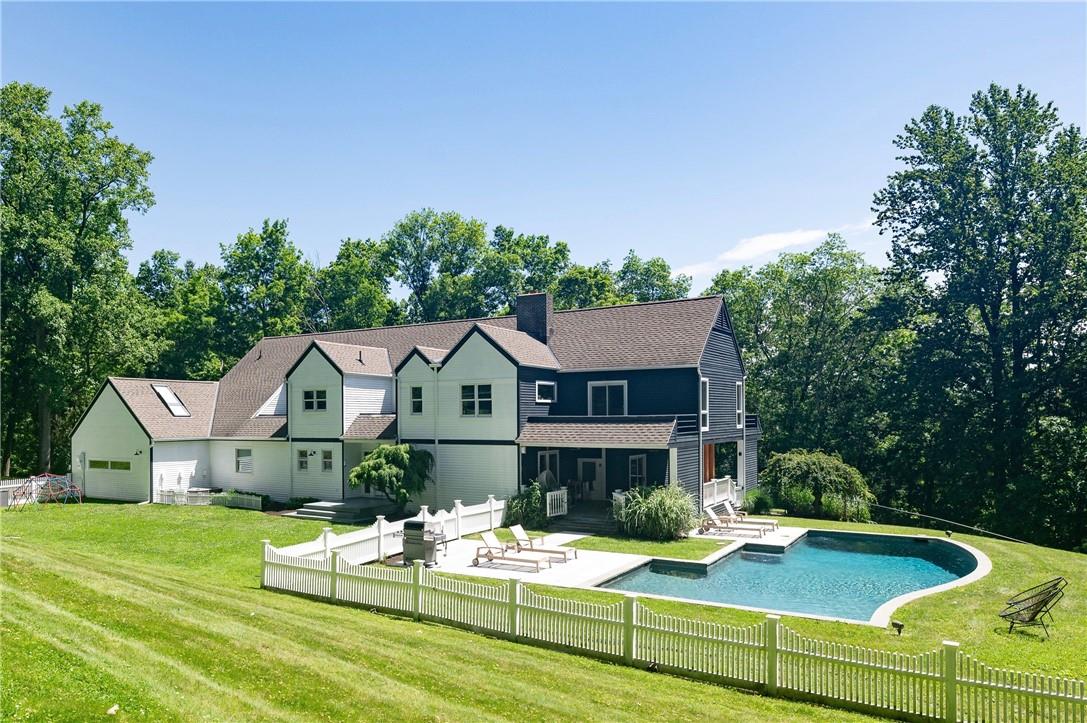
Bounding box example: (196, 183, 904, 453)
(426, 524, 811, 589)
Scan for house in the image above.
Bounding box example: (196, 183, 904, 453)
(70, 292, 760, 511)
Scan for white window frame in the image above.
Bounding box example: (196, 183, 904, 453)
(700, 377, 710, 431)
(297, 449, 309, 471)
(321, 449, 333, 473)
(410, 386, 423, 415)
(537, 450, 559, 477)
(303, 389, 327, 412)
(460, 384, 493, 417)
(235, 448, 253, 474)
(587, 380, 627, 417)
(535, 380, 557, 404)
(629, 454, 647, 487)
(736, 380, 745, 429)
(152, 383, 191, 417)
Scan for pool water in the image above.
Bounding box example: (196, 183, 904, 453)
(601, 531, 978, 622)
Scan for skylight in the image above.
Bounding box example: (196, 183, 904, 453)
(152, 384, 191, 417)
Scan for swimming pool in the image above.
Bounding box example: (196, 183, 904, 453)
(600, 531, 981, 623)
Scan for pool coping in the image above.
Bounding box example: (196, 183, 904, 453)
(588, 527, 993, 628)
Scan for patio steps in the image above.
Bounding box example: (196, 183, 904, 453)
(282, 499, 394, 525)
(555, 505, 615, 535)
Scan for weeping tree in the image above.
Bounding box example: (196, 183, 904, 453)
(761, 449, 872, 520)
(348, 444, 434, 513)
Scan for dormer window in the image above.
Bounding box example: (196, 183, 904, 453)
(152, 384, 190, 417)
(588, 381, 626, 416)
(535, 381, 557, 404)
(303, 389, 327, 411)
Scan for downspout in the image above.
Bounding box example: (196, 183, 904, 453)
(740, 374, 747, 495)
(429, 362, 441, 507)
(287, 379, 293, 500)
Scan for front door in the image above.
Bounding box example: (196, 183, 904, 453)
(578, 457, 605, 501)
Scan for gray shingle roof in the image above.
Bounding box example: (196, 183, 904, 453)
(313, 341, 392, 376)
(516, 419, 677, 448)
(211, 297, 724, 438)
(414, 346, 449, 364)
(474, 323, 560, 369)
(109, 377, 219, 440)
(344, 414, 397, 440)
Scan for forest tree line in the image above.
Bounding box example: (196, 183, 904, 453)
(3, 81, 1085, 551)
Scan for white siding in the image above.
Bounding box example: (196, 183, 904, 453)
(255, 384, 287, 416)
(70, 385, 150, 502)
(152, 440, 210, 495)
(209, 440, 290, 499)
(290, 441, 343, 500)
(428, 443, 518, 509)
(342, 373, 394, 431)
(343, 440, 389, 498)
(437, 333, 517, 441)
(397, 355, 438, 441)
(287, 349, 342, 439)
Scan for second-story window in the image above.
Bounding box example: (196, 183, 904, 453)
(700, 377, 710, 431)
(303, 389, 327, 411)
(410, 386, 423, 414)
(736, 380, 745, 429)
(461, 384, 492, 416)
(588, 381, 626, 416)
(535, 381, 557, 404)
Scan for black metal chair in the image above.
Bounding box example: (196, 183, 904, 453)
(999, 577, 1067, 636)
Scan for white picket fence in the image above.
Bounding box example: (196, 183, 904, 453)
(274, 495, 507, 564)
(153, 489, 263, 510)
(262, 532, 1085, 722)
(545, 487, 568, 518)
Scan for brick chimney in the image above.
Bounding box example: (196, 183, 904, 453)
(515, 292, 554, 344)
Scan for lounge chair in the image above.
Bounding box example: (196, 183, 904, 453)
(473, 530, 552, 572)
(699, 507, 766, 537)
(999, 578, 1067, 636)
(723, 500, 779, 530)
(509, 524, 578, 561)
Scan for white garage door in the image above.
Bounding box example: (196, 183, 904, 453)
(85, 458, 145, 501)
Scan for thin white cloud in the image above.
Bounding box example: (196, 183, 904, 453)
(674, 218, 876, 280)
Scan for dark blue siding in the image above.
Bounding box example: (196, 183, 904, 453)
(699, 307, 746, 444)
(518, 367, 559, 433)
(520, 446, 667, 496)
(675, 439, 701, 501)
(552, 368, 699, 417)
(745, 436, 759, 490)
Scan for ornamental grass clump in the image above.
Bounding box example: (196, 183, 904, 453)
(503, 482, 548, 530)
(614, 484, 697, 541)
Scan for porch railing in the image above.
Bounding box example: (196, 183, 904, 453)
(545, 487, 568, 518)
(702, 476, 740, 508)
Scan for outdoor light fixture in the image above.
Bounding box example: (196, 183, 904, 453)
(891, 621, 905, 636)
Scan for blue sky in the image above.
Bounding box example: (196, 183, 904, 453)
(4, 2, 1085, 292)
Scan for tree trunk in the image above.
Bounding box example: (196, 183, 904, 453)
(37, 390, 51, 473)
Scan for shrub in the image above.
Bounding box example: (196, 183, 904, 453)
(614, 484, 697, 541)
(348, 444, 433, 513)
(761, 449, 873, 521)
(744, 487, 773, 515)
(503, 482, 548, 530)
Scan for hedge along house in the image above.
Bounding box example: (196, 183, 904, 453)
(70, 293, 760, 509)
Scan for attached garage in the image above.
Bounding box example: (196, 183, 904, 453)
(70, 377, 218, 502)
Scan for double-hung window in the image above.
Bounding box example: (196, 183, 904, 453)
(461, 384, 492, 416)
(700, 377, 710, 431)
(303, 389, 327, 411)
(588, 381, 626, 416)
(735, 380, 745, 429)
(410, 386, 423, 414)
(322, 449, 333, 472)
(629, 454, 647, 487)
(235, 448, 253, 474)
(297, 449, 309, 471)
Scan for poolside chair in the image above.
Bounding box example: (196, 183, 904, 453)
(509, 524, 578, 562)
(722, 500, 779, 530)
(999, 577, 1067, 637)
(699, 507, 766, 538)
(473, 530, 552, 572)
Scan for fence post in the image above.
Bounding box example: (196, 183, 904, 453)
(943, 640, 959, 722)
(487, 495, 497, 530)
(375, 515, 386, 561)
(453, 500, 463, 539)
(419, 504, 429, 522)
(765, 614, 780, 694)
(322, 527, 333, 558)
(623, 595, 637, 666)
(260, 539, 271, 588)
(507, 578, 520, 639)
(329, 550, 339, 601)
(412, 559, 424, 621)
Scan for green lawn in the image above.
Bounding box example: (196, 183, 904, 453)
(2, 503, 874, 722)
